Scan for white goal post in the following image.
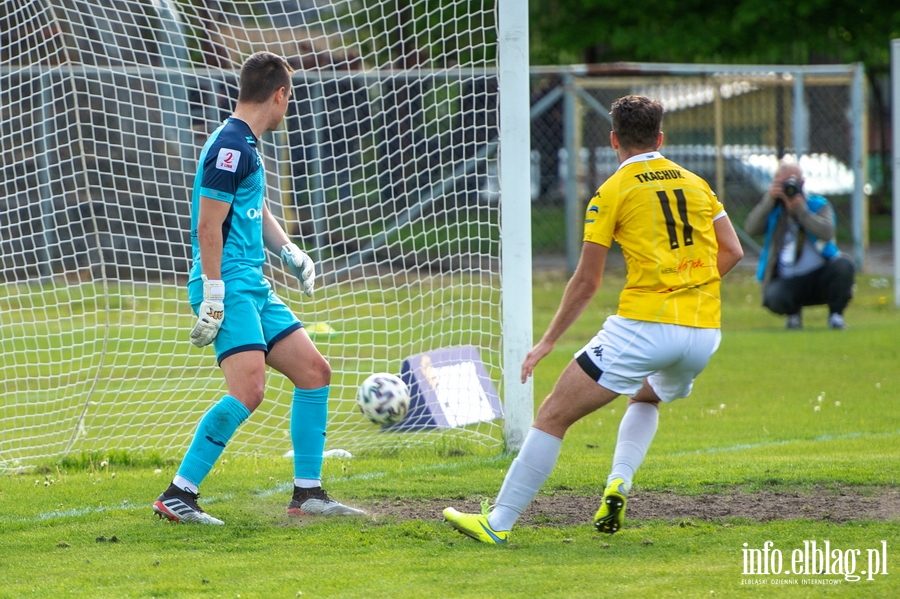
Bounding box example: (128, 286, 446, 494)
(0, 0, 532, 471)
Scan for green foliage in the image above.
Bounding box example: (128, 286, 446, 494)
(869, 214, 893, 243)
(531, 205, 568, 254)
(334, 0, 496, 67)
(530, 0, 900, 74)
(55, 451, 172, 471)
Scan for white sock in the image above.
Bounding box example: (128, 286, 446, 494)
(294, 478, 321, 489)
(172, 475, 198, 495)
(608, 402, 659, 493)
(488, 427, 562, 531)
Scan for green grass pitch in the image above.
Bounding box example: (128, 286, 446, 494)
(1, 265, 898, 598)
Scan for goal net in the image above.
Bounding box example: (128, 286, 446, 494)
(0, 0, 525, 470)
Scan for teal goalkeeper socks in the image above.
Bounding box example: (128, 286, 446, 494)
(291, 386, 329, 480)
(176, 394, 251, 487)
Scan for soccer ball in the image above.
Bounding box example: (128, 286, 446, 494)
(356, 372, 411, 426)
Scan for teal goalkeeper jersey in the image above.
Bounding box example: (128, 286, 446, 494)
(188, 117, 267, 300)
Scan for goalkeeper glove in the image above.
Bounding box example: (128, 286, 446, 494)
(280, 243, 315, 297)
(190, 275, 225, 347)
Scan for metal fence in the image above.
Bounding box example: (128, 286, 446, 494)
(528, 63, 867, 272)
(2, 60, 868, 281)
(0, 65, 499, 283)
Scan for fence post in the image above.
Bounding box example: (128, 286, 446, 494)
(714, 80, 725, 204)
(36, 70, 56, 280)
(792, 72, 809, 158)
(308, 81, 329, 266)
(563, 72, 580, 274)
(892, 41, 900, 306)
(850, 62, 867, 271)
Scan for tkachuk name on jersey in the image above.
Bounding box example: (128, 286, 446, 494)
(634, 169, 684, 183)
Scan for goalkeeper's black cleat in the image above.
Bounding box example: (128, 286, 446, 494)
(286, 486, 366, 517)
(152, 484, 224, 525)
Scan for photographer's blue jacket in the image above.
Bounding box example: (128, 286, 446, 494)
(755, 194, 839, 282)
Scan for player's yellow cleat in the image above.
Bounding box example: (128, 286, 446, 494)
(443, 503, 510, 544)
(593, 477, 628, 534)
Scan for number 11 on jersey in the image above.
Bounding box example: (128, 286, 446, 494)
(656, 189, 694, 250)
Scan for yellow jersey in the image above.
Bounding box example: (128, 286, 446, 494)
(583, 151, 725, 328)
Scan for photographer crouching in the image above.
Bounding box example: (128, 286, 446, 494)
(744, 160, 855, 330)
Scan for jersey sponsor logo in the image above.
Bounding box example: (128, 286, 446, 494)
(246, 208, 263, 219)
(634, 169, 684, 184)
(661, 257, 710, 276)
(216, 148, 241, 172)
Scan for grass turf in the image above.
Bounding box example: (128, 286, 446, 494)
(1, 267, 898, 598)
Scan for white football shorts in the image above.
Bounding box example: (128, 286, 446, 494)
(574, 315, 722, 403)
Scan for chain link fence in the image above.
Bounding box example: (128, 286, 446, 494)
(528, 63, 867, 272)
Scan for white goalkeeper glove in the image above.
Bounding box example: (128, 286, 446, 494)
(280, 243, 315, 297)
(190, 275, 225, 347)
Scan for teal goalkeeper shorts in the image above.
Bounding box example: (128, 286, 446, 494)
(189, 272, 303, 365)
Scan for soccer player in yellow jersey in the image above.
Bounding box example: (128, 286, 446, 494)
(444, 95, 744, 543)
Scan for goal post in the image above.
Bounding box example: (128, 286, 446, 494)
(497, 0, 533, 452)
(0, 0, 533, 470)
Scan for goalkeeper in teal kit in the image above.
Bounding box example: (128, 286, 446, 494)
(153, 51, 364, 524)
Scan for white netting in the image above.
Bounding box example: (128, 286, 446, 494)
(0, 0, 506, 470)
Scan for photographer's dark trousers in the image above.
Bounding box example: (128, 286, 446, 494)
(763, 255, 855, 316)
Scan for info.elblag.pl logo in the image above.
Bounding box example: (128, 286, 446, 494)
(741, 540, 889, 584)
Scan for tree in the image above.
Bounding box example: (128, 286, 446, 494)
(530, 0, 900, 75)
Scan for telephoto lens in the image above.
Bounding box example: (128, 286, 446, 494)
(782, 176, 802, 197)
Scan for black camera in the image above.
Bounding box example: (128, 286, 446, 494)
(782, 176, 802, 197)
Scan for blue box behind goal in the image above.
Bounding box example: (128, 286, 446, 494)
(387, 346, 503, 431)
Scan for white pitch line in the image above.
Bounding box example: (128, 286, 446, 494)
(4, 493, 236, 525)
(255, 454, 508, 497)
(670, 430, 898, 457)
(12, 457, 508, 523)
(3, 502, 141, 524)
(325, 453, 508, 484)
(30, 433, 892, 525)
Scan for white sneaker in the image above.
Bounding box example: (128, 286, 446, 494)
(828, 313, 848, 330)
